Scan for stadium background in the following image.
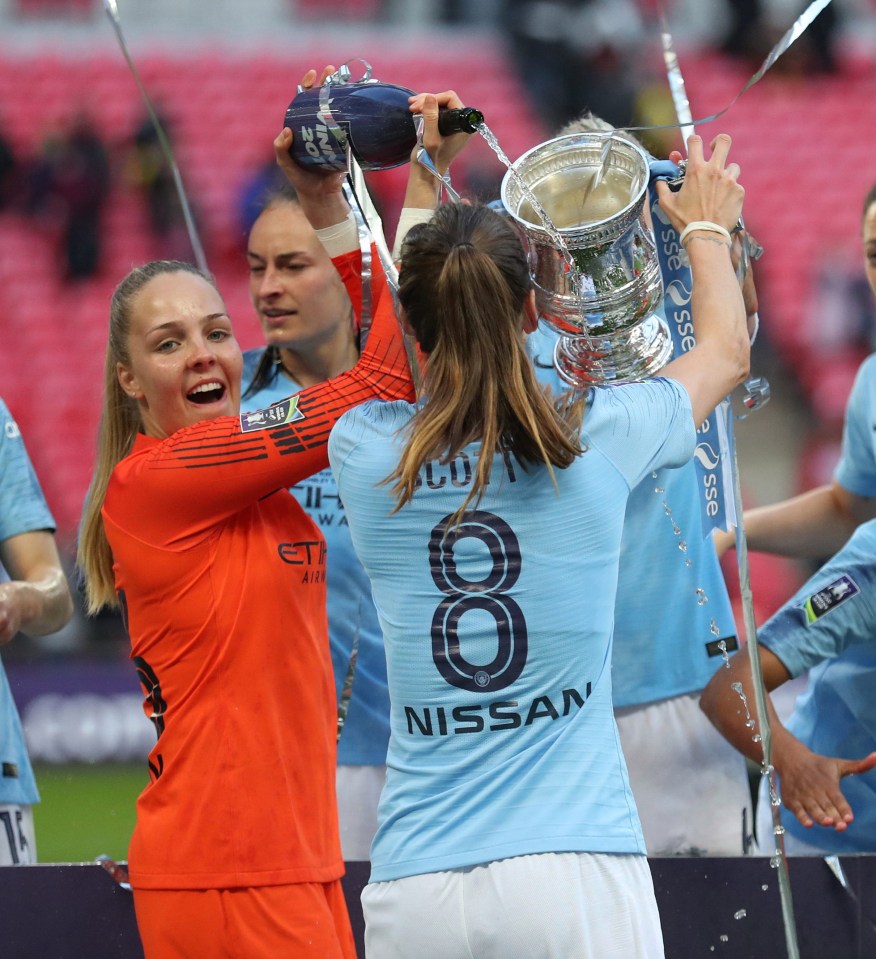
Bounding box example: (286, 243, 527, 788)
(0, 0, 874, 864)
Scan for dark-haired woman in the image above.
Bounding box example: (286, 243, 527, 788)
(329, 134, 749, 959)
(240, 85, 471, 862)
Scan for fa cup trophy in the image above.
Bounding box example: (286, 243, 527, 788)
(500, 132, 672, 387)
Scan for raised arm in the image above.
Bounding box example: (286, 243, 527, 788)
(713, 350, 876, 560)
(714, 482, 875, 559)
(0, 531, 73, 643)
(700, 646, 876, 832)
(655, 134, 750, 427)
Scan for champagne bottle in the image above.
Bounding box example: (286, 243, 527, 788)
(284, 81, 483, 173)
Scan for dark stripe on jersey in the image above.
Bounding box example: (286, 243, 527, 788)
(173, 447, 268, 464)
(173, 453, 272, 469)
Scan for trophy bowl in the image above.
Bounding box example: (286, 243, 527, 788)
(500, 132, 672, 385)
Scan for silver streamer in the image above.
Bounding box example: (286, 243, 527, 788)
(631, 0, 837, 135)
(660, 3, 770, 415)
(336, 605, 361, 742)
(343, 175, 376, 345)
(732, 444, 801, 959)
(102, 0, 208, 274)
(659, 8, 803, 958)
(414, 115, 462, 203)
(660, 19, 695, 146)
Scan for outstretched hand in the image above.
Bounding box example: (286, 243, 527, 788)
(776, 741, 876, 832)
(655, 134, 744, 236)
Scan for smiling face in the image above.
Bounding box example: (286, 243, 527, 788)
(864, 199, 876, 300)
(117, 270, 242, 439)
(246, 200, 355, 355)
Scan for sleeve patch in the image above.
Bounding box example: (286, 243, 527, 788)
(239, 397, 305, 433)
(803, 575, 860, 624)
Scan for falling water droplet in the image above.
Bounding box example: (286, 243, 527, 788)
(479, 123, 582, 296)
(719, 935, 729, 943)
(654, 486, 665, 494)
(773, 825, 785, 836)
(677, 539, 687, 552)
(710, 619, 721, 636)
(695, 587, 708, 605)
(753, 734, 762, 743)
(651, 471, 658, 479)
(761, 884, 769, 891)
(684, 559, 692, 567)
(770, 855, 782, 869)
(734, 909, 747, 920)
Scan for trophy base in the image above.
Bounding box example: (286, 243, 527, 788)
(553, 313, 674, 387)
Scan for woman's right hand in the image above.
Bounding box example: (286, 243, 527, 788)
(655, 134, 744, 236)
(402, 90, 473, 211)
(408, 89, 472, 176)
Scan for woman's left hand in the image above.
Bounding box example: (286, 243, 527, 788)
(408, 90, 472, 175)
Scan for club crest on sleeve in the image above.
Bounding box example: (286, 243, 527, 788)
(239, 398, 305, 433)
(803, 574, 860, 624)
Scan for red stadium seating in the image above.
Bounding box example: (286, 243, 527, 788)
(0, 40, 548, 540)
(0, 42, 874, 543)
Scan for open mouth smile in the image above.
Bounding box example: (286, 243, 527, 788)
(187, 382, 226, 405)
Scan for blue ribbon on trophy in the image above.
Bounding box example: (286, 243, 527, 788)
(648, 160, 737, 538)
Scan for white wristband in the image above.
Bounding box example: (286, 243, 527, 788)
(679, 221, 732, 247)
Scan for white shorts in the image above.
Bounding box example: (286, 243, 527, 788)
(336, 764, 386, 862)
(362, 851, 664, 959)
(615, 691, 753, 856)
(0, 803, 36, 865)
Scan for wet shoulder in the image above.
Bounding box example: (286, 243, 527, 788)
(584, 378, 688, 437)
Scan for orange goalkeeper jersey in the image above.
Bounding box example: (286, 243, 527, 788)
(103, 249, 410, 890)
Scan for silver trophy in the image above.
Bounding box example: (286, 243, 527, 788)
(500, 132, 672, 387)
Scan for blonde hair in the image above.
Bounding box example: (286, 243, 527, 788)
(387, 203, 582, 526)
(77, 260, 215, 614)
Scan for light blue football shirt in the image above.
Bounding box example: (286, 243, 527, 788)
(834, 353, 876, 496)
(757, 518, 876, 853)
(0, 398, 54, 805)
(241, 349, 389, 765)
(329, 377, 695, 881)
(528, 324, 737, 706)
